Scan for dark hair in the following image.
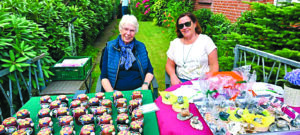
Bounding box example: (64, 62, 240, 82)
(176, 12, 202, 38)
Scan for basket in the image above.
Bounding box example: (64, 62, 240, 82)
(284, 84, 300, 107)
(51, 56, 92, 81)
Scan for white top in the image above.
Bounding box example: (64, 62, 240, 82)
(167, 34, 217, 80)
(122, 0, 129, 6)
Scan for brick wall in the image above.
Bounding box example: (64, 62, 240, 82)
(193, 0, 274, 22)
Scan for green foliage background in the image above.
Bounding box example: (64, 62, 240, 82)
(217, 2, 300, 83)
(0, 0, 114, 120)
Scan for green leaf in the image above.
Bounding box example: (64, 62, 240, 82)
(9, 50, 15, 61)
(1, 64, 11, 68)
(0, 59, 12, 63)
(24, 46, 34, 51)
(18, 63, 30, 67)
(16, 57, 28, 62)
(9, 65, 16, 72)
(16, 66, 24, 72)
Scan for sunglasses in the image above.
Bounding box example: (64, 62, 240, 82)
(178, 21, 191, 29)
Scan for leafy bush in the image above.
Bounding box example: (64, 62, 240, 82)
(131, 0, 154, 21)
(0, 0, 114, 119)
(217, 2, 300, 81)
(193, 9, 234, 71)
(1, 0, 113, 60)
(0, 10, 55, 119)
(150, 0, 168, 26)
(155, 0, 193, 39)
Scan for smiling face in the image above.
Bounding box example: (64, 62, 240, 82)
(119, 23, 136, 44)
(178, 16, 196, 38)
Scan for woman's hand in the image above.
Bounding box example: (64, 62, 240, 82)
(170, 75, 182, 86)
(141, 84, 149, 90)
(141, 73, 153, 90)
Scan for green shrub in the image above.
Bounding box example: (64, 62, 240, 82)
(193, 9, 234, 71)
(154, 0, 193, 39)
(218, 2, 300, 81)
(1, 0, 114, 60)
(0, 0, 114, 119)
(131, 0, 154, 21)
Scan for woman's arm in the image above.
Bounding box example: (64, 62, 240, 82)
(166, 58, 181, 86)
(208, 48, 219, 72)
(101, 79, 114, 92)
(141, 73, 153, 90)
(100, 47, 114, 92)
(141, 51, 154, 90)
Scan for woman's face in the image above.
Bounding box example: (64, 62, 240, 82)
(120, 23, 136, 44)
(178, 16, 196, 38)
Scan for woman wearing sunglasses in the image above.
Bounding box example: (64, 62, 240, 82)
(166, 12, 219, 86)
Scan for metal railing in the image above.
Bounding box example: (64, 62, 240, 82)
(0, 53, 46, 120)
(233, 44, 300, 84)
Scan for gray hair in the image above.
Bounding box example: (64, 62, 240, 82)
(119, 15, 139, 33)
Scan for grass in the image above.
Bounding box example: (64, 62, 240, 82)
(79, 45, 100, 93)
(134, 22, 171, 91)
(90, 21, 171, 92)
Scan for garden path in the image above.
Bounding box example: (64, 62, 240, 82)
(93, 19, 118, 64)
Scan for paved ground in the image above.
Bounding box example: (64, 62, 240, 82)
(93, 19, 118, 64)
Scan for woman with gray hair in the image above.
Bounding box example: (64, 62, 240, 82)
(100, 15, 154, 92)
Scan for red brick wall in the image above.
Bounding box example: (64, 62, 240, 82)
(193, 0, 274, 22)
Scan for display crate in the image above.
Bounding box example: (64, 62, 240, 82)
(51, 56, 92, 81)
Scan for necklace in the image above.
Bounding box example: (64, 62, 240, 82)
(183, 42, 195, 68)
(182, 34, 198, 68)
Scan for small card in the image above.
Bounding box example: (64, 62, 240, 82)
(140, 103, 160, 114)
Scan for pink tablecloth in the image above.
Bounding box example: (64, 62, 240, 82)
(154, 81, 213, 135)
(155, 80, 300, 135)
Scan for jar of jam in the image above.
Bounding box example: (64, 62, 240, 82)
(17, 118, 34, 129)
(131, 109, 143, 121)
(95, 92, 105, 100)
(73, 107, 87, 125)
(56, 107, 70, 117)
(60, 126, 75, 135)
(49, 100, 61, 111)
(70, 100, 81, 109)
(38, 117, 52, 129)
(38, 108, 52, 118)
(79, 114, 94, 125)
(37, 127, 53, 135)
(132, 91, 143, 100)
(113, 91, 123, 101)
(2, 117, 17, 127)
(58, 116, 73, 127)
(115, 98, 127, 108)
(77, 94, 89, 108)
(16, 109, 30, 119)
(100, 124, 115, 135)
(98, 114, 112, 125)
(80, 125, 95, 135)
(56, 95, 69, 107)
(40, 95, 52, 108)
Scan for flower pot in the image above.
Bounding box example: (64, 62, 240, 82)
(284, 84, 300, 107)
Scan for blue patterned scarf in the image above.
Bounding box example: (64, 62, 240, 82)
(119, 36, 136, 70)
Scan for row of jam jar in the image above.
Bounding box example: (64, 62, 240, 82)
(0, 109, 34, 135)
(37, 91, 144, 135)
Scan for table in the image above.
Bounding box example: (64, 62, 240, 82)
(155, 80, 300, 135)
(155, 80, 213, 135)
(16, 90, 159, 135)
